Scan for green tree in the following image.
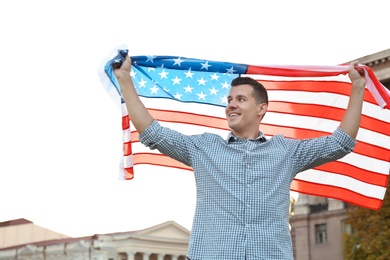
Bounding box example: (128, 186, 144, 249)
(344, 179, 390, 260)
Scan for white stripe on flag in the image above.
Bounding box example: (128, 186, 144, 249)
(295, 169, 387, 199)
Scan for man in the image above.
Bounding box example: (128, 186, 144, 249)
(114, 55, 366, 259)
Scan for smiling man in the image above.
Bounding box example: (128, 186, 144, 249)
(226, 77, 268, 139)
(113, 55, 366, 260)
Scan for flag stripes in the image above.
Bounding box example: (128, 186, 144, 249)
(124, 105, 390, 163)
(290, 180, 384, 209)
(130, 79, 389, 209)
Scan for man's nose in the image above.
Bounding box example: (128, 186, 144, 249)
(228, 100, 237, 108)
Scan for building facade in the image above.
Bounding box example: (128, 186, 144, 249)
(0, 219, 189, 260)
(290, 196, 350, 260)
(290, 48, 390, 260)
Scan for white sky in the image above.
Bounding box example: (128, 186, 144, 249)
(0, 0, 389, 238)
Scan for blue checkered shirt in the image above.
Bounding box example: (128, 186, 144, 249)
(140, 120, 355, 260)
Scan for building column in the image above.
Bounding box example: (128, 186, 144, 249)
(126, 251, 135, 260)
(171, 255, 179, 260)
(156, 254, 164, 260)
(143, 252, 151, 260)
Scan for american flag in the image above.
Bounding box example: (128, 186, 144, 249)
(99, 49, 390, 210)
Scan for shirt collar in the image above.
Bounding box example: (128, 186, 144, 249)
(227, 132, 267, 143)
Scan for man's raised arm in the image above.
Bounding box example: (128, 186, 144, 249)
(339, 61, 367, 139)
(113, 55, 154, 134)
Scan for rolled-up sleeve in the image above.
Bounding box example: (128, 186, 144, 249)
(139, 120, 163, 149)
(139, 120, 195, 166)
(332, 126, 357, 152)
(289, 127, 356, 174)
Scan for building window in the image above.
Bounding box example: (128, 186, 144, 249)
(342, 219, 353, 234)
(315, 224, 327, 244)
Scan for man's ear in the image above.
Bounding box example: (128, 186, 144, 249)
(258, 103, 268, 116)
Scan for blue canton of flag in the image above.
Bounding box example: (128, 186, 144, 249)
(130, 56, 244, 107)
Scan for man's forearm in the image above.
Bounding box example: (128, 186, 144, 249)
(339, 84, 365, 139)
(118, 76, 154, 134)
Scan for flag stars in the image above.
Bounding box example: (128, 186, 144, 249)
(174, 92, 182, 100)
(197, 77, 207, 86)
(150, 85, 159, 94)
(221, 81, 230, 89)
(172, 76, 182, 85)
(209, 87, 219, 95)
(138, 78, 147, 88)
(185, 69, 194, 78)
(200, 61, 211, 70)
(226, 66, 237, 74)
(173, 57, 184, 66)
(210, 73, 220, 81)
(197, 92, 207, 100)
(184, 85, 193, 93)
(146, 56, 156, 63)
(131, 65, 233, 105)
(220, 95, 227, 104)
(159, 69, 169, 79)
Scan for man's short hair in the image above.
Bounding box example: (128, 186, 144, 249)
(231, 77, 268, 105)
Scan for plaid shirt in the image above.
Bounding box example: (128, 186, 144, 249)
(140, 120, 355, 260)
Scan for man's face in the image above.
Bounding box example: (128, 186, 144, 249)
(225, 84, 264, 138)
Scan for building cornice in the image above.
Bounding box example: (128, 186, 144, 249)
(355, 49, 390, 82)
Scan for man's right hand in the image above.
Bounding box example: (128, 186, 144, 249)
(114, 55, 132, 81)
(112, 53, 154, 134)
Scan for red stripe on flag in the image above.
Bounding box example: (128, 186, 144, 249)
(247, 65, 349, 77)
(363, 65, 390, 108)
(124, 167, 134, 180)
(148, 109, 228, 130)
(257, 76, 390, 108)
(353, 142, 390, 163)
(290, 179, 383, 210)
(315, 162, 387, 187)
(122, 113, 133, 178)
(261, 80, 378, 105)
(263, 80, 353, 93)
(122, 115, 130, 130)
(133, 153, 192, 171)
(124, 141, 132, 156)
(268, 101, 390, 136)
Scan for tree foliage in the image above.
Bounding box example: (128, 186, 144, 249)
(344, 179, 390, 260)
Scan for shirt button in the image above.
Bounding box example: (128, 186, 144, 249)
(246, 204, 250, 208)
(246, 224, 250, 228)
(247, 184, 251, 188)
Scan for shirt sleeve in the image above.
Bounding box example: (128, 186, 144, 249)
(139, 120, 196, 166)
(289, 126, 356, 175)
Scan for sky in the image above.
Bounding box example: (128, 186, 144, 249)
(0, 0, 389, 238)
